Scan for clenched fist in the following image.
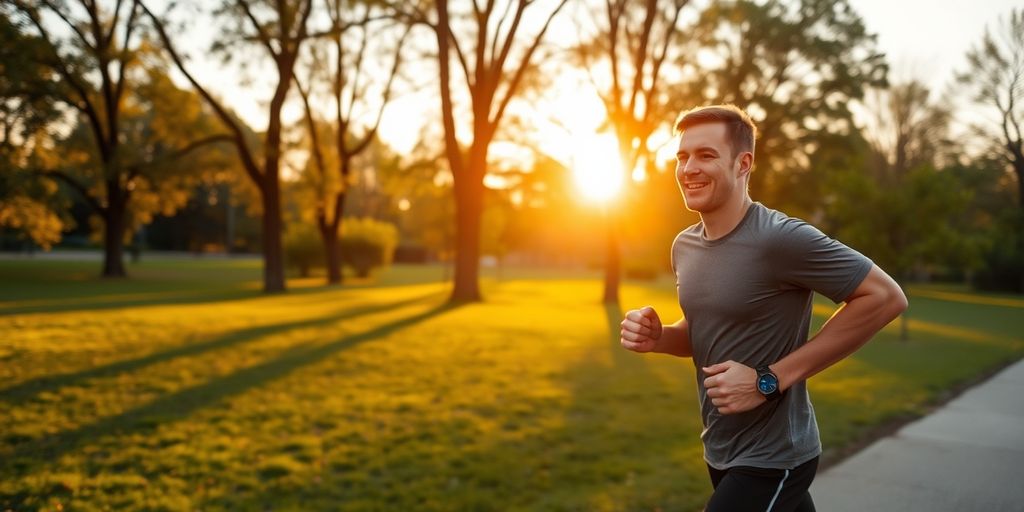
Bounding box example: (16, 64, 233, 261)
(620, 306, 663, 353)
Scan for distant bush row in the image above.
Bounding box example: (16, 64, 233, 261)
(284, 218, 398, 278)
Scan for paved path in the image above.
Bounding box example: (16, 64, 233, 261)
(811, 358, 1024, 512)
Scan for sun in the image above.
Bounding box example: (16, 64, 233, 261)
(571, 132, 626, 202)
(527, 74, 629, 203)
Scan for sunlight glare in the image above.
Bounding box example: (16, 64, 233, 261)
(572, 132, 625, 202)
(534, 75, 627, 203)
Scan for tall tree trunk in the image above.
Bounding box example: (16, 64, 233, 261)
(603, 208, 621, 304)
(102, 205, 127, 278)
(261, 178, 285, 293)
(1014, 158, 1024, 211)
(319, 184, 347, 286)
(138, 0, 312, 295)
(322, 224, 342, 285)
(450, 165, 484, 302)
(259, 50, 295, 294)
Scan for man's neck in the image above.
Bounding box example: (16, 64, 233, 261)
(700, 196, 754, 240)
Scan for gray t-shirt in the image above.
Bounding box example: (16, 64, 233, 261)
(671, 202, 873, 470)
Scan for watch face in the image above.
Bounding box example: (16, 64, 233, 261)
(758, 374, 779, 394)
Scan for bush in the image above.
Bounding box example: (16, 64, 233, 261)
(284, 223, 323, 277)
(972, 213, 1024, 294)
(973, 237, 1024, 293)
(340, 218, 398, 278)
(284, 218, 398, 279)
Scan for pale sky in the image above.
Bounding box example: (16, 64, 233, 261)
(164, 1, 1020, 160)
(849, 0, 1020, 91)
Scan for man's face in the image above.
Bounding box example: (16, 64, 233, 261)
(674, 122, 750, 213)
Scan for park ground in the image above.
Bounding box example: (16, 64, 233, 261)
(1, 258, 1022, 511)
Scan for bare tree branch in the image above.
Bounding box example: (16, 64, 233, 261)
(134, 133, 234, 174)
(491, 0, 569, 127)
(13, 1, 108, 156)
(351, 26, 411, 156)
(489, 0, 515, 67)
(489, 0, 526, 85)
(44, 169, 104, 214)
(626, 0, 657, 117)
(112, 0, 140, 127)
(37, 0, 93, 51)
(294, 73, 328, 185)
(138, 0, 263, 187)
(343, 9, 372, 158)
(236, 0, 279, 58)
(435, 0, 466, 176)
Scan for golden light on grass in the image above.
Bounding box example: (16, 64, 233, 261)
(1, 259, 1022, 510)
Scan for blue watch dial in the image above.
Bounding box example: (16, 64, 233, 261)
(757, 374, 778, 394)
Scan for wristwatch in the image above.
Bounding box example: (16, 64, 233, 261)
(755, 365, 783, 401)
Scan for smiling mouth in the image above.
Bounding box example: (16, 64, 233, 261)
(685, 182, 709, 190)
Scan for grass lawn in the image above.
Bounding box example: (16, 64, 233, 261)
(0, 258, 1021, 511)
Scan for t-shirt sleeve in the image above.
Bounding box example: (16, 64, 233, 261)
(771, 218, 874, 303)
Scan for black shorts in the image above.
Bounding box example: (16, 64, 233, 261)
(704, 456, 819, 512)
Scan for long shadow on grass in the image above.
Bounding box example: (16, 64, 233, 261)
(513, 303, 707, 509)
(0, 283, 351, 317)
(0, 292, 443, 406)
(360, 302, 707, 511)
(0, 301, 457, 479)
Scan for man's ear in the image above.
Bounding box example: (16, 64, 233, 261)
(735, 151, 753, 178)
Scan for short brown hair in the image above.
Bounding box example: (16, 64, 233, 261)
(673, 104, 757, 159)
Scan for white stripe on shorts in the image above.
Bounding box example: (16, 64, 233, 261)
(765, 468, 790, 512)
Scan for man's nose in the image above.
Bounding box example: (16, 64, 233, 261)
(680, 158, 700, 175)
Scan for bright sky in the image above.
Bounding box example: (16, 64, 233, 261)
(162, 1, 1019, 170)
(849, 0, 1020, 90)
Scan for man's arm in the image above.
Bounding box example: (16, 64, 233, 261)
(654, 318, 693, 358)
(770, 264, 907, 391)
(702, 264, 906, 415)
(620, 307, 693, 358)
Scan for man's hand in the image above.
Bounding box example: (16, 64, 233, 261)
(620, 306, 663, 353)
(702, 360, 766, 415)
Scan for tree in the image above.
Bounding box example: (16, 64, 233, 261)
(0, 13, 66, 249)
(944, 154, 1017, 292)
(958, 8, 1024, 293)
(823, 82, 978, 340)
(0, 176, 66, 250)
(678, 0, 887, 217)
(376, 145, 455, 267)
(3, 1, 231, 274)
(958, 8, 1024, 210)
(861, 82, 956, 175)
(573, 0, 690, 303)
(141, 0, 317, 292)
(293, 1, 409, 284)
(395, 0, 569, 302)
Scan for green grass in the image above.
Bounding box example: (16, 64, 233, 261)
(0, 258, 1021, 511)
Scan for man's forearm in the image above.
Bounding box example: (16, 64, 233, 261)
(772, 280, 906, 392)
(654, 319, 692, 358)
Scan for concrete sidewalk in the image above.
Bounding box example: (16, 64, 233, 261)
(811, 358, 1024, 512)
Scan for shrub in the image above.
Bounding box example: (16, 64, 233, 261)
(340, 218, 398, 278)
(284, 223, 323, 277)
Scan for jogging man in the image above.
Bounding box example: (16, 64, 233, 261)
(620, 105, 907, 512)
